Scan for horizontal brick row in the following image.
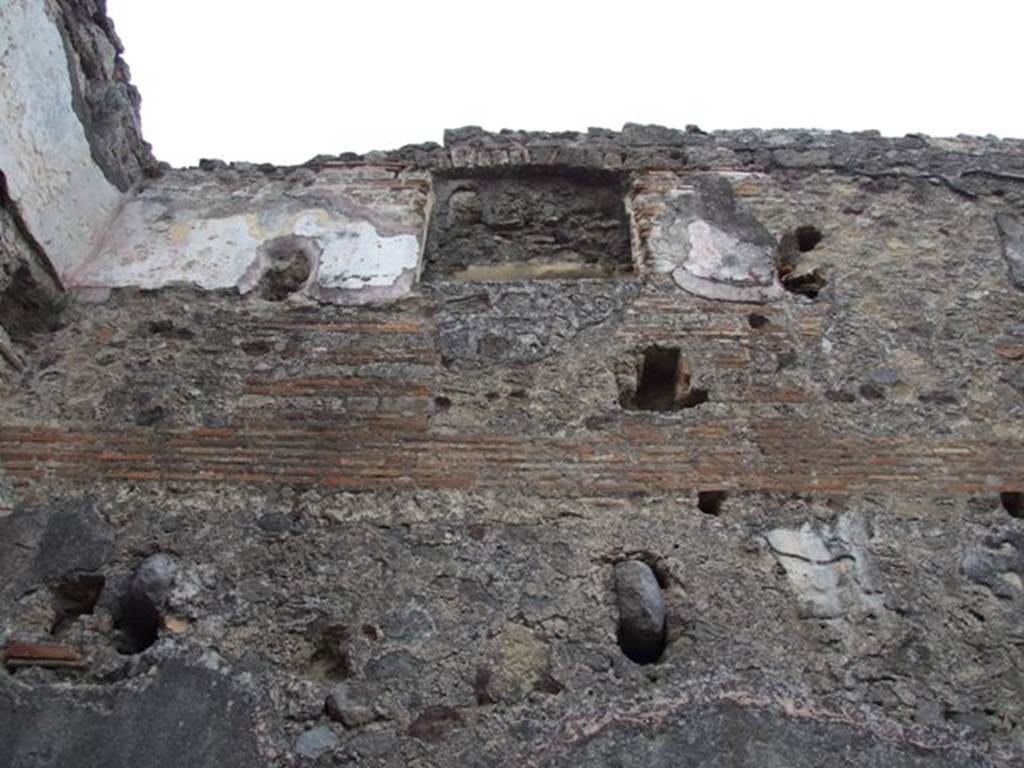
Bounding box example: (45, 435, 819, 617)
(1, 420, 1019, 495)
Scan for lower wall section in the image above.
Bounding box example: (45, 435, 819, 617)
(0, 487, 1014, 767)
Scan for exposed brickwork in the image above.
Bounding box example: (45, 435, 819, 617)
(1, 288, 1020, 496)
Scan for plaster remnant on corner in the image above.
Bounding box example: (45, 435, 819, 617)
(630, 172, 785, 302)
(0, 0, 124, 281)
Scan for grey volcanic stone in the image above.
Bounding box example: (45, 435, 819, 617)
(995, 213, 1024, 289)
(325, 687, 376, 728)
(961, 530, 1024, 599)
(33, 499, 114, 581)
(130, 553, 180, 607)
(0, 500, 113, 606)
(295, 725, 339, 759)
(546, 700, 989, 768)
(0, 660, 266, 768)
(614, 560, 666, 664)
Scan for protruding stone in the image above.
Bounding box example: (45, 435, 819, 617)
(130, 553, 179, 607)
(961, 530, 1024, 599)
(995, 213, 1024, 289)
(481, 622, 551, 703)
(114, 553, 180, 653)
(324, 687, 376, 729)
(614, 559, 666, 664)
(295, 725, 339, 759)
(407, 705, 463, 743)
(252, 235, 316, 301)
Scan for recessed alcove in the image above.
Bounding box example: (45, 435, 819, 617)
(620, 347, 709, 412)
(421, 167, 634, 281)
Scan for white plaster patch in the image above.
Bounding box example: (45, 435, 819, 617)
(0, 0, 124, 280)
(685, 221, 776, 284)
(765, 525, 843, 619)
(629, 172, 785, 303)
(69, 168, 430, 304)
(765, 514, 882, 620)
(298, 217, 419, 290)
(72, 201, 262, 290)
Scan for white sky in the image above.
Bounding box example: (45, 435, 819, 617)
(107, 0, 1024, 168)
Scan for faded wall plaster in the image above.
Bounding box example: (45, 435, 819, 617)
(69, 166, 430, 304)
(0, 0, 123, 282)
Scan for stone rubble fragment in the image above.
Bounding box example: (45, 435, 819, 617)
(614, 559, 666, 664)
(130, 553, 180, 607)
(995, 213, 1024, 289)
(325, 687, 377, 729)
(295, 725, 340, 759)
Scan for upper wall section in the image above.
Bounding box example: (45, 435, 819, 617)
(5, 0, 1024, 306)
(0, 0, 154, 285)
(67, 124, 1024, 305)
(69, 163, 431, 304)
(49, 0, 156, 189)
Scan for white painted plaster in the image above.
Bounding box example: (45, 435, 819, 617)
(631, 173, 785, 302)
(0, 0, 124, 281)
(298, 217, 419, 291)
(70, 169, 430, 304)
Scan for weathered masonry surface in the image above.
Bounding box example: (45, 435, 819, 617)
(3, 3, 1024, 768)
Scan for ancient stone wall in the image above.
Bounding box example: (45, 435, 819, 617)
(2, 4, 1024, 768)
(0, 0, 154, 373)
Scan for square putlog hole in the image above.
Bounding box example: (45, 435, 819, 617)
(422, 167, 633, 281)
(622, 347, 709, 412)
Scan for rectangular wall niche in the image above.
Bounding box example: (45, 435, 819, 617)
(622, 347, 709, 412)
(422, 167, 633, 281)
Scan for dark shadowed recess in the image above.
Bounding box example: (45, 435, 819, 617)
(423, 166, 633, 281)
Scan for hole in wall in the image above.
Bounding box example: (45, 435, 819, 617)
(0, 264, 63, 342)
(777, 226, 828, 298)
(259, 252, 311, 301)
(256, 235, 314, 300)
(422, 167, 633, 281)
(113, 588, 161, 654)
(747, 313, 769, 329)
(1002, 492, 1023, 518)
(614, 559, 667, 665)
(795, 225, 823, 252)
(309, 623, 354, 681)
(50, 572, 105, 635)
(624, 347, 708, 412)
(697, 491, 727, 516)
(113, 554, 179, 654)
